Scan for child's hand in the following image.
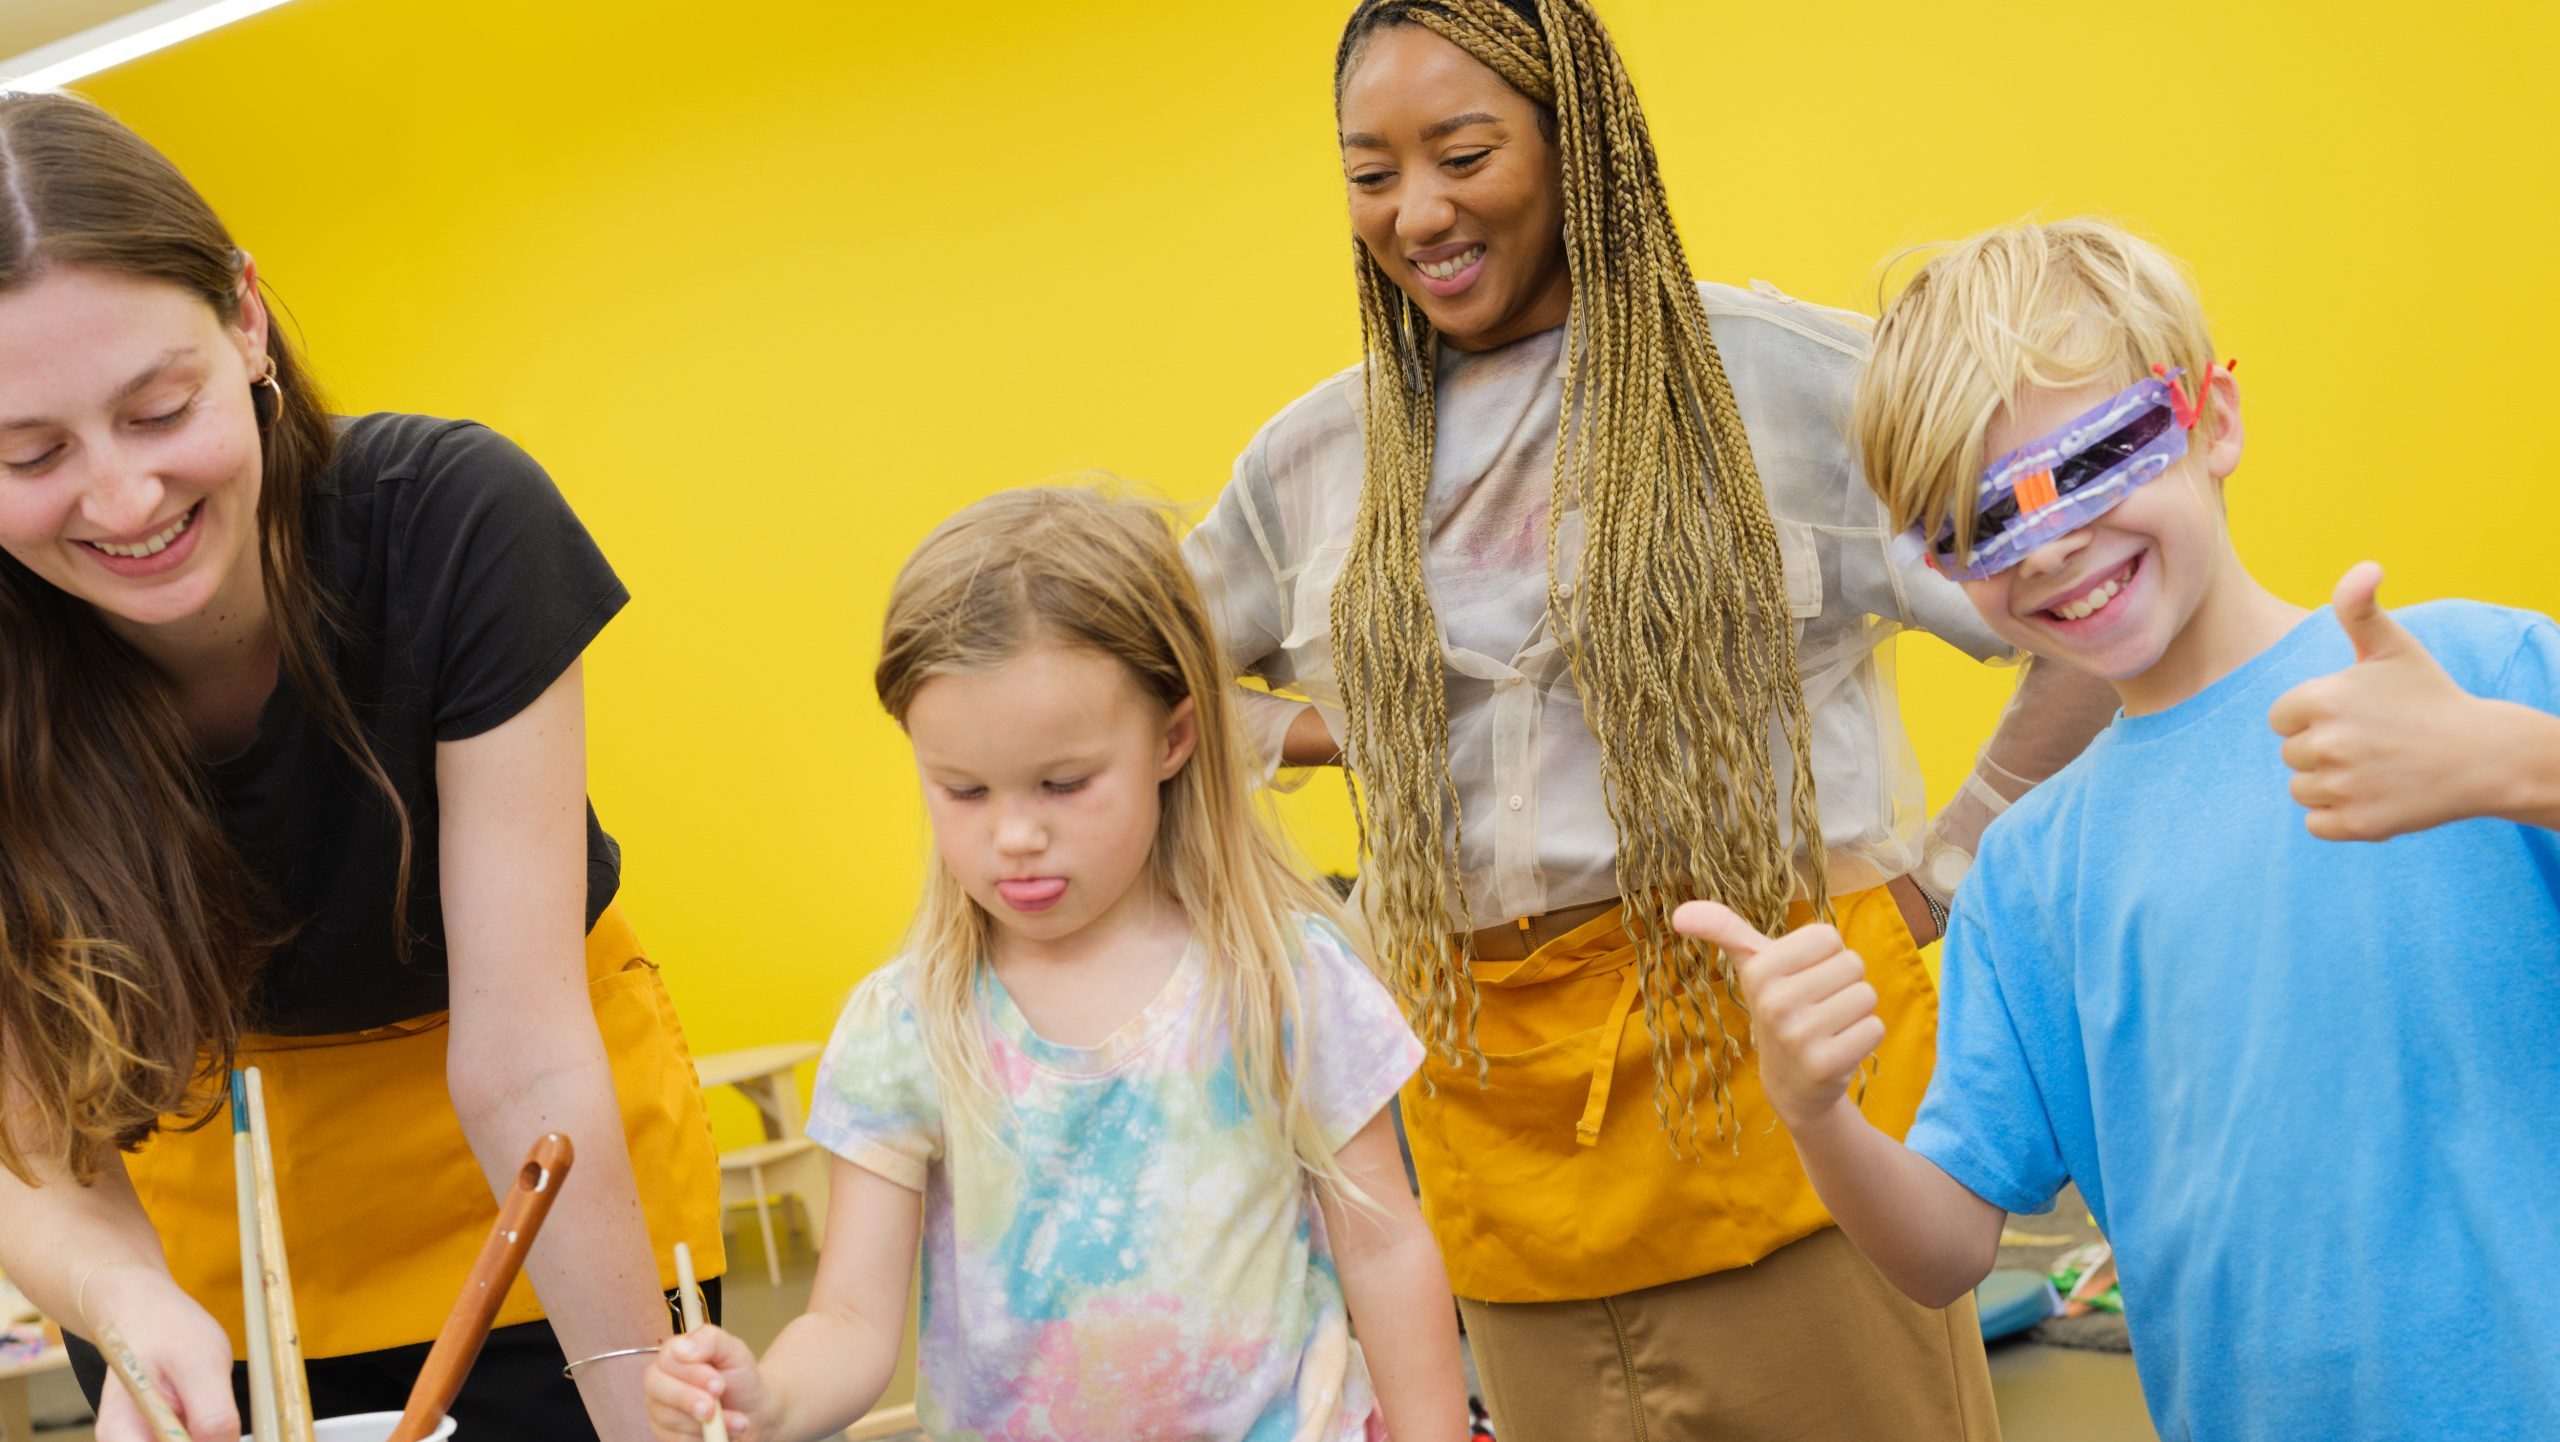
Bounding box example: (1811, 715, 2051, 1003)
(1673, 902, 1881, 1132)
(2270, 563, 2489, 841)
(646, 1325, 769, 1441)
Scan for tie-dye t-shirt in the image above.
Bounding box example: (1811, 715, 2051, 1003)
(807, 915, 1423, 1442)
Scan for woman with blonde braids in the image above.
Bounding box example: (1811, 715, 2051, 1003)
(1184, 0, 2120, 1434)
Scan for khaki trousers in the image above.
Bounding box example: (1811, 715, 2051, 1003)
(1458, 1226, 2000, 1441)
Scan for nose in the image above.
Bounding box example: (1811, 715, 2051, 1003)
(2013, 527, 2091, 583)
(80, 443, 171, 538)
(992, 798, 1047, 860)
(1394, 174, 1457, 246)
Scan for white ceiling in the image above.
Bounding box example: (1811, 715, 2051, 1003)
(0, 0, 155, 65)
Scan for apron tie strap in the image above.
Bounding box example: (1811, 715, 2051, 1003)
(1576, 965, 1644, 1147)
(1464, 910, 1645, 1149)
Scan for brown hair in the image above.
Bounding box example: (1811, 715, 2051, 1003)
(1328, 0, 1825, 1150)
(0, 92, 407, 1182)
(875, 487, 1356, 1194)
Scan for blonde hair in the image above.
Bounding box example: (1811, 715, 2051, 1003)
(1330, 0, 1823, 1150)
(875, 486, 1354, 1191)
(1856, 217, 2222, 556)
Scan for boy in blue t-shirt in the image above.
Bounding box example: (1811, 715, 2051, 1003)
(1678, 218, 2560, 1442)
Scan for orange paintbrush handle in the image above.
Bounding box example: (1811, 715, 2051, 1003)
(386, 1134, 575, 1442)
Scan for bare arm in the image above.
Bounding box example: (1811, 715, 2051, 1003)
(437, 661, 667, 1442)
(2488, 704, 2560, 829)
(1281, 703, 1342, 767)
(1673, 903, 2003, 1308)
(646, 1159, 919, 1442)
(0, 1144, 238, 1441)
(1318, 1109, 1468, 1442)
(1779, 1097, 2004, 1308)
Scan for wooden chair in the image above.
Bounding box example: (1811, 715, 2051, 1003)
(720, 1136, 830, 1286)
(696, 1042, 832, 1286)
(0, 1340, 68, 1442)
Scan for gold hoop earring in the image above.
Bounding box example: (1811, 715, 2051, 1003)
(252, 358, 284, 425)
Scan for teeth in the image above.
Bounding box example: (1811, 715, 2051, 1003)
(2054, 573, 2125, 622)
(1419, 245, 1484, 281)
(89, 507, 192, 559)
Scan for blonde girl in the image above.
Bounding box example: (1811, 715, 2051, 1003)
(646, 488, 1465, 1442)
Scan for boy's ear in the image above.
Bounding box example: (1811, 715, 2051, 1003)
(2200, 365, 2244, 482)
(1158, 695, 1200, 780)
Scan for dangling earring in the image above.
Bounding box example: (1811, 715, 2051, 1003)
(252, 357, 283, 425)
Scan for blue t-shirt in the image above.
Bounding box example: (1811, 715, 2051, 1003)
(1908, 601, 2560, 1442)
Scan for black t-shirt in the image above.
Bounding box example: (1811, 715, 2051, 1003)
(216, 414, 627, 1035)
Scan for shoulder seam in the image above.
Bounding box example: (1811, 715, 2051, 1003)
(1251, 361, 1365, 447)
(1697, 298, 1868, 361)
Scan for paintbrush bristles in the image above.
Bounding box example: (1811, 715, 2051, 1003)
(97, 1323, 194, 1442)
(244, 1068, 317, 1442)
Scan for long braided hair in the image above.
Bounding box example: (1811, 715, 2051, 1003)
(1328, 0, 1827, 1149)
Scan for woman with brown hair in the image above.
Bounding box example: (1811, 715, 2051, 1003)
(1185, 1, 2118, 1435)
(0, 92, 720, 1441)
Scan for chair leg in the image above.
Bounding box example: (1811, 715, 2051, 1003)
(750, 1164, 783, 1287)
(0, 1373, 32, 1442)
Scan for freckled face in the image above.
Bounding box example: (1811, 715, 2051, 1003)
(0, 265, 268, 633)
(1339, 23, 1570, 353)
(903, 644, 1197, 952)
(1957, 381, 2235, 685)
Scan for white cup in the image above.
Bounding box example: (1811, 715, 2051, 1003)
(242, 1415, 456, 1442)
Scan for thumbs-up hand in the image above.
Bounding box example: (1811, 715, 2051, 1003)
(2268, 562, 2479, 841)
(1672, 901, 1882, 1132)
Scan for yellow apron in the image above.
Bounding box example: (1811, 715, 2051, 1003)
(1402, 884, 1938, 1303)
(129, 903, 727, 1360)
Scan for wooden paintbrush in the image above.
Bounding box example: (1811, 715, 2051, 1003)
(231, 1071, 281, 1442)
(243, 1067, 316, 1442)
(96, 1323, 193, 1442)
(385, 1134, 576, 1442)
(673, 1243, 729, 1442)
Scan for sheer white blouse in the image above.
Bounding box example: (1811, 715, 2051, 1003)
(1187, 281, 2029, 929)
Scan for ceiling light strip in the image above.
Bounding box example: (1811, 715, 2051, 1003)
(2, 0, 299, 91)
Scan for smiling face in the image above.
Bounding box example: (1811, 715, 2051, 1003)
(903, 643, 1198, 959)
(1957, 374, 2254, 712)
(0, 264, 269, 642)
(1338, 22, 1570, 353)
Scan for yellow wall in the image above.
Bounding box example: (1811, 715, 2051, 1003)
(81, 0, 2560, 1129)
